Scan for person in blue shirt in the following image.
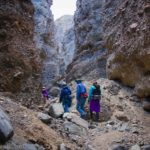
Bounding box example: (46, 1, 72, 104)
(75, 79, 87, 118)
(59, 81, 72, 113)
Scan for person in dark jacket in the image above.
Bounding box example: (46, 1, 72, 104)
(60, 82, 72, 112)
(75, 79, 87, 118)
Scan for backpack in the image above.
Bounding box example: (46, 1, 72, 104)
(92, 85, 101, 100)
(79, 83, 88, 98)
(62, 86, 72, 99)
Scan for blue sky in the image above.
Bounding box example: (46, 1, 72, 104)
(51, 0, 77, 20)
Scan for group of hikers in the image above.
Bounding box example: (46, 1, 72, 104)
(42, 79, 101, 122)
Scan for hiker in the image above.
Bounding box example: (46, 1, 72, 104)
(59, 81, 72, 113)
(42, 87, 49, 101)
(88, 82, 101, 122)
(76, 79, 88, 118)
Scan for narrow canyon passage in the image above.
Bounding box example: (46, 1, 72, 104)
(0, 0, 150, 150)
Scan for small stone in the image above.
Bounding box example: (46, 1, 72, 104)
(110, 144, 126, 150)
(22, 144, 37, 150)
(144, 5, 150, 13)
(143, 100, 150, 112)
(115, 111, 129, 122)
(0, 108, 14, 144)
(130, 144, 141, 150)
(37, 112, 52, 124)
(130, 23, 138, 32)
(142, 145, 150, 150)
(59, 143, 67, 150)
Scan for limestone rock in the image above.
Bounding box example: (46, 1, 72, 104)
(142, 145, 150, 150)
(50, 87, 60, 97)
(110, 144, 126, 150)
(130, 144, 141, 150)
(63, 121, 87, 136)
(22, 144, 37, 150)
(143, 100, 150, 112)
(114, 111, 129, 122)
(0, 108, 14, 144)
(49, 103, 64, 118)
(37, 112, 52, 124)
(59, 143, 67, 150)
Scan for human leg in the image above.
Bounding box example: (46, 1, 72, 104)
(76, 100, 86, 118)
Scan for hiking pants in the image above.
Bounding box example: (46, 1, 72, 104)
(76, 97, 86, 118)
(63, 104, 69, 113)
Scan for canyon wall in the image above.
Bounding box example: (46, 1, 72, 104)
(69, 0, 150, 99)
(104, 0, 150, 98)
(0, 0, 42, 105)
(66, 0, 107, 82)
(55, 15, 75, 75)
(31, 0, 59, 87)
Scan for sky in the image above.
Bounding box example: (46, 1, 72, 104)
(51, 0, 77, 20)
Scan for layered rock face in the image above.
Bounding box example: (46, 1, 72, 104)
(55, 15, 75, 75)
(0, 0, 42, 105)
(70, 0, 150, 99)
(31, 0, 59, 87)
(66, 0, 107, 82)
(104, 0, 150, 98)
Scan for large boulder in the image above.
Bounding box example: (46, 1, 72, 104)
(0, 108, 14, 144)
(49, 103, 64, 118)
(49, 87, 60, 97)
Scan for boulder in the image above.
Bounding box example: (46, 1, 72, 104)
(50, 87, 60, 97)
(0, 108, 14, 144)
(37, 113, 52, 124)
(63, 121, 87, 136)
(63, 112, 88, 129)
(49, 103, 64, 118)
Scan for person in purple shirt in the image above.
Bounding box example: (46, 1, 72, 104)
(42, 86, 49, 103)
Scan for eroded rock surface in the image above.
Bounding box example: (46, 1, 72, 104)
(0, 0, 42, 105)
(31, 0, 59, 87)
(104, 0, 150, 98)
(66, 0, 107, 81)
(55, 15, 75, 75)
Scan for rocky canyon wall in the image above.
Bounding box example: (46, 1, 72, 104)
(104, 0, 150, 98)
(66, 0, 107, 82)
(0, 0, 42, 105)
(31, 0, 59, 87)
(55, 15, 75, 75)
(69, 0, 150, 99)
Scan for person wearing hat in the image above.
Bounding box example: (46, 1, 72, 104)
(59, 81, 72, 112)
(42, 86, 49, 104)
(75, 79, 88, 118)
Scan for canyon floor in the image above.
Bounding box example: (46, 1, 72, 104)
(0, 78, 150, 150)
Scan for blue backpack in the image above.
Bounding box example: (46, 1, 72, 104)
(62, 86, 72, 99)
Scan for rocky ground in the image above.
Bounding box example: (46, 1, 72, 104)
(0, 78, 149, 150)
